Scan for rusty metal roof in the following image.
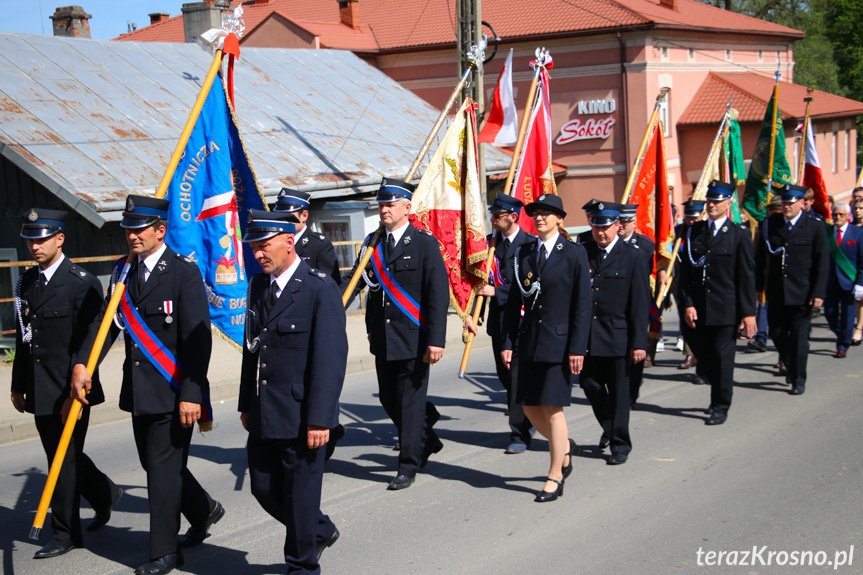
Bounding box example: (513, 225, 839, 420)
(0, 32, 512, 226)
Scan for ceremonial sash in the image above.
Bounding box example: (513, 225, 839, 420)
(486, 254, 506, 287)
(648, 300, 662, 336)
(371, 243, 429, 333)
(827, 226, 857, 283)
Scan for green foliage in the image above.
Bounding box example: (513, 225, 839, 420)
(2, 348, 14, 365)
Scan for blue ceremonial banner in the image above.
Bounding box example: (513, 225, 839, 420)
(166, 75, 267, 348)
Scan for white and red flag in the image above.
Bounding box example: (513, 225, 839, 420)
(512, 54, 556, 235)
(798, 121, 831, 220)
(478, 49, 518, 147)
(409, 99, 488, 319)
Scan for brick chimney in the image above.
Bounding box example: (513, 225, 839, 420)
(181, 1, 232, 43)
(659, 0, 678, 9)
(338, 0, 360, 30)
(149, 12, 171, 25)
(50, 6, 92, 38)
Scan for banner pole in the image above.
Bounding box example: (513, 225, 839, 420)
(765, 72, 781, 203)
(621, 90, 668, 204)
(797, 90, 813, 186)
(30, 47, 226, 540)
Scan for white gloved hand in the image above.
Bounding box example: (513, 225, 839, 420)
(854, 285, 863, 301)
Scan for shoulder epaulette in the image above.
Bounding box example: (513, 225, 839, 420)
(417, 229, 434, 237)
(68, 264, 91, 280)
(175, 253, 194, 264)
(314, 232, 326, 240)
(307, 267, 327, 281)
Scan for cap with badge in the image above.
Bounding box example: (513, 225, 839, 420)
(121, 195, 170, 229)
(488, 193, 524, 214)
(274, 188, 310, 213)
(582, 199, 623, 227)
(20, 208, 67, 239)
(682, 198, 706, 218)
(704, 179, 736, 201)
(779, 183, 808, 203)
(375, 178, 415, 203)
(242, 209, 298, 243)
(525, 194, 567, 218)
(618, 203, 638, 222)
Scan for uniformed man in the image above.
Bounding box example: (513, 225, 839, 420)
(465, 193, 535, 454)
(675, 199, 705, 373)
(72, 195, 223, 575)
(347, 178, 449, 490)
(239, 209, 347, 573)
(273, 188, 343, 286)
(11, 209, 122, 560)
(580, 200, 649, 464)
(617, 203, 662, 402)
(755, 184, 829, 395)
(677, 181, 757, 425)
(823, 202, 863, 357)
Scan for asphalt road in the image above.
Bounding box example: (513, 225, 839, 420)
(1, 316, 861, 574)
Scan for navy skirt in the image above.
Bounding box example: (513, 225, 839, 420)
(516, 360, 572, 407)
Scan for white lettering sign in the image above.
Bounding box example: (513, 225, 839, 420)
(577, 99, 616, 115)
(556, 117, 616, 144)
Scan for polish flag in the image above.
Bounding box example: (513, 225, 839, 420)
(799, 121, 830, 220)
(478, 49, 518, 146)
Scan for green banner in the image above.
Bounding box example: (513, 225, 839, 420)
(741, 90, 793, 222)
(726, 118, 745, 223)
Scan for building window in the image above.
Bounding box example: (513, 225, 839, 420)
(832, 132, 838, 173)
(758, 50, 764, 62)
(659, 91, 671, 137)
(688, 48, 695, 61)
(319, 219, 353, 275)
(845, 130, 850, 171)
(726, 50, 732, 61)
(660, 46, 669, 61)
(0, 248, 20, 345)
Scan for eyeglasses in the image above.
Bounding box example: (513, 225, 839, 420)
(833, 211, 849, 216)
(490, 212, 507, 220)
(531, 210, 553, 219)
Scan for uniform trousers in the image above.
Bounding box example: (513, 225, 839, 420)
(247, 435, 335, 575)
(581, 356, 631, 455)
(686, 324, 737, 413)
(767, 304, 812, 385)
(825, 288, 857, 351)
(35, 407, 114, 545)
(131, 412, 213, 560)
(374, 357, 438, 477)
(489, 319, 532, 445)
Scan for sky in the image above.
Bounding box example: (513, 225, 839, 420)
(0, 1, 186, 40)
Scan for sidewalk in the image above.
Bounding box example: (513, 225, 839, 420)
(0, 310, 490, 445)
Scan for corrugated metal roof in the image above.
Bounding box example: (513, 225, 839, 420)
(0, 32, 512, 226)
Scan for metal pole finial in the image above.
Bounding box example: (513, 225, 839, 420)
(465, 42, 485, 71)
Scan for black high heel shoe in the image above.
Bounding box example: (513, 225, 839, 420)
(535, 477, 564, 502)
(562, 438, 580, 479)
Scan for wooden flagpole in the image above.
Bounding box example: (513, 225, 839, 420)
(457, 47, 548, 379)
(765, 72, 781, 203)
(30, 47, 227, 540)
(341, 60, 480, 308)
(797, 89, 813, 186)
(621, 90, 668, 205)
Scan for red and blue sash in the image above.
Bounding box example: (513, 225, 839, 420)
(648, 300, 662, 336)
(116, 259, 213, 423)
(486, 254, 506, 287)
(371, 243, 429, 333)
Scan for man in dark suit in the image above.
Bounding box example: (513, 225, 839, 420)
(675, 199, 705, 373)
(580, 200, 649, 464)
(239, 209, 347, 573)
(11, 209, 121, 560)
(465, 193, 535, 454)
(72, 196, 222, 575)
(347, 178, 449, 490)
(273, 188, 343, 286)
(755, 184, 829, 395)
(823, 201, 863, 357)
(677, 181, 757, 425)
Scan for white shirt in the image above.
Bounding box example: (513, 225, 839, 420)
(601, 235, 619, 257)
(708, 215, 728, 236)
(269, 255, 302, 298)
(502, 227, 520, 243)
(537, 231, 560, 263)
(40, 253, 66, 284)
(836, 222, 849, 237)
(139, 243, 168, 284)
(294, 226, 307, 243)
(386, 220, 410, 247)
(784, 211, 803, 229)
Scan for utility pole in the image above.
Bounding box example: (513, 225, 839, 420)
(457, 0, 487, 199)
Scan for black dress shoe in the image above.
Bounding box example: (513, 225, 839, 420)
(325, 424, 346, 462)
(534, 477, 564, 502)
(789, 384, 805, 395)
(387, 474, 415, 491)
(692, 374, 708, 385)
(134, 553, 183, 575)
(317, 527, 340, 561)
(88, 484, 124, 531)
(420, 436, 443, 468)
(706, 411, 727, 425)
(598, 432, 610, 450)
(33, 539, 79, 559)
(607, 453, 628, 465)
(747, 340, 767, 353)
(179, 500, 225, 548)
(678, 355, 697, 369)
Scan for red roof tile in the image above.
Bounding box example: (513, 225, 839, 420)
(114, 0, 802, 50)
(678, 72, 863, 125)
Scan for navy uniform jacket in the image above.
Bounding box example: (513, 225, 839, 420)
(12, 257, 105, 415)
(80, 246, 212, 416)
(584, 240, 650, 356)
(502, 236, 592, 363)
(678, 220, 756, 326)
(487, 229, 535, 332)
(295, 228, 342, 286)
(350, 223, 449, 361)
(239, 262, 347, 440)
(826, 224, 863, 293)
(755, 212, 829, 305)
(623, 232, 655, 271)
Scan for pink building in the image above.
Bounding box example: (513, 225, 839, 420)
(119, 0, 863, 224)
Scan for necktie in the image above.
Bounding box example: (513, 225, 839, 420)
(837, 227, 843, 246)
(386, 233, 395, 259)
(138, 262, 148, 294)
(265, 281, 278, 315)
(35, 273, 45, 301)
(501, 238, 511, 253)
(538, 245, 547, 272)
(709, 221, 716, 237)
(599, 250, 606, 262)
(786, 220, 793, 233)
